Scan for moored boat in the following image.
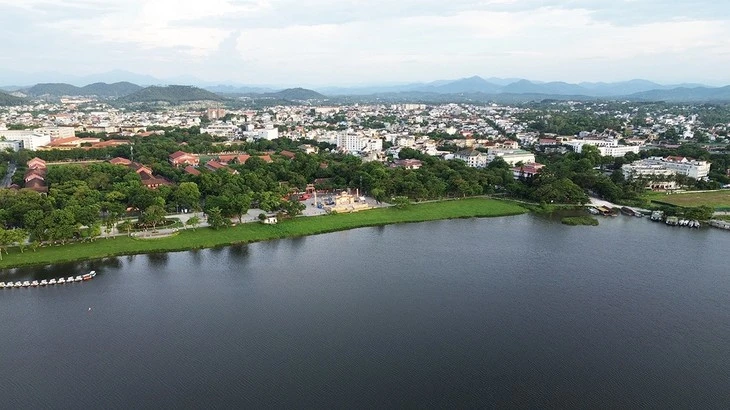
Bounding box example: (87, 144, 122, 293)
(31, 281, 39, 287)
(22, 281, 31, 287)
(0, 282, 5, 288)
(58, 278, 66, 284)
(82, 271, 97, 280)
(40, 280, 48, 286)
(49, 279, 57, 285)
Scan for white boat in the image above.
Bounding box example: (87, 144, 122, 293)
(40, 280, 48, 286)
(49, 279, 57, 285)
(67, 277, 75, 283)
(31, 281, 39, 287)
(74, 276, 82, 282)
(0, 282, 5, 288)
(22, 281, 31, 287)
(58, 278, 66, 284)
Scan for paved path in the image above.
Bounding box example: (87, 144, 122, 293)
(1, 163, 16, 188)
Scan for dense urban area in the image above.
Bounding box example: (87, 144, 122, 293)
(1, 84, 730, 253)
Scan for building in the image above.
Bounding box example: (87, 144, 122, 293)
(391, 159, 423, 170)
(454, 149, 487, 168)
(206, 107, 227, 120)
(169, 151, 200, 167)
(487, 149, 536, 166)
(563, 138, 640, 157)
(256, 127, 279, 141)
(201, 123, 239, 139)
(0, 130, 51, 150)
(622, 156, 711, 180)
(512, 163, 545, 179)
(35, 126, 75, 141)
(0, 140, 22, 151)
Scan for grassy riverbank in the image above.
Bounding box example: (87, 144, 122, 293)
(0, 198, 526, 269)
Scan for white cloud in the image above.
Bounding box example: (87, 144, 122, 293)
(1, 0, 730, 84)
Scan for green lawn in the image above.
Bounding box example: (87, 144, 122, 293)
(0, 198, 526, 269)
(645, 190, 730, 209)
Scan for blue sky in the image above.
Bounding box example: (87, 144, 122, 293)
(1, 0, 729, 86)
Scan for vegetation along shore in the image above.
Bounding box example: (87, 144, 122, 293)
(0, 198, 525, 269)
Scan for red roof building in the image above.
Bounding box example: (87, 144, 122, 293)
(169, 150, 200, 167)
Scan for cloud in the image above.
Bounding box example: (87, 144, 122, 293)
(1, 0, 730, 85)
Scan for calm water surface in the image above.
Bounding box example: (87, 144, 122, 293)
(2, 215, 729, 408)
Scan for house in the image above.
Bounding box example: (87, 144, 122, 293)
(205, 160, 239, 174)
(109, 157, 132, 166)
(259, 155, 273, 163)
(130, 162, 153, 176)
(280, 150, 296, 159)
(512, 163, 545, 179)
(391, 159, 423, 170)
(27, 157, 46, 170)
(184, 166, 201, 176)
(91, 139, 130, 148)
(169, 150, 200, 167)
(139, 171, 172, 189)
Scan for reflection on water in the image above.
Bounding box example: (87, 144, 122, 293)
(227, 244, 250, 260)
(146, 252, 169, 267)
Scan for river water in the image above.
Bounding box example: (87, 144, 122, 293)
(1, 215, 729, 408)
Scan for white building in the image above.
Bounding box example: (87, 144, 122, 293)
(0, 140, 22, 151)
(622, 156, 711, 180)
(256, 127, 279, 141)
(201, 123, 239, 139)
(35, 126, 75, 141)
(564, 138, 640, 157)
(487, 149, 536, 166)
(337, 132, 365, 152)
(0, 130, 51, 150)
(454, 149, 487, 168)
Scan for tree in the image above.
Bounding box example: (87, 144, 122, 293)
(206, 207, 231, 230)
(174, 182, 201, 212)
(141, 205, 167, 231)
(230, 193, 252, 223)
(280, 200, 306, 217)
(185, 216, 200, 231)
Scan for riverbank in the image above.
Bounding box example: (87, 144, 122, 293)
(0, 198, 526, 269)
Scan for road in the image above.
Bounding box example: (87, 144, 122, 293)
(1, 163, 17, 188)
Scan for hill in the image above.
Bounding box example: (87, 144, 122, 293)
(26, 83, 82, 97)
(627, 86, 730, 102)
(427, 76, 502, 94)
(79, 82, 142, 97)
(0, 90, 26, 106)
(270, 88, 325, 100)
(121, 85, 225, 104)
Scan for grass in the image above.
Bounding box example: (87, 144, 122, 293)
(644, 190, 730, 210)
(0, 198, 526, 269)
(561, 216, 599, 226)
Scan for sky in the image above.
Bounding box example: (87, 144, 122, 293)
(1, 0, 729, 86)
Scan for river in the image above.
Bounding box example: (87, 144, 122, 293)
(1, 214, 729, 408)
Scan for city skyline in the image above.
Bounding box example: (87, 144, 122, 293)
(1, 0, 730, 86)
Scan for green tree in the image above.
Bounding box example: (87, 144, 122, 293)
(185, 216, 201, 231)
(174, 181, 201, 212)
(392, 196, 411, 209)
(206, 207, 231, 230)
(141, 205, 167, 231)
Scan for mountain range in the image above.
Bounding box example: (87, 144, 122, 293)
(1, 76, 730, 103)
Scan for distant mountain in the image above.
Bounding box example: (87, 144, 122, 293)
(0, 90, 26, 106)
(627, 86, 730, 102)
(80, 82, 142, 97)
(121, 85, 225, 104)
(425, 76, 502, 94)
(26, 83, 82, 97)
(205, 85, 276, 94)
(501, 80, 587, 95)
(269, 88, 325, 100)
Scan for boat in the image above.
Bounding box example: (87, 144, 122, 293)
(620, 206, 635, 216)
(650, 210, 664, 222)
(587, 207, 600, 215)
(2, 271, 97, 289)
(666, 216, 679, 226)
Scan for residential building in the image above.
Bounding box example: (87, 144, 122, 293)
(454, 149, 487, 168)
(0, 130, 51, 150)
(35, 126, 75, 140)
(169, 151, 200, 167)
(201, 123, 239, 138)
